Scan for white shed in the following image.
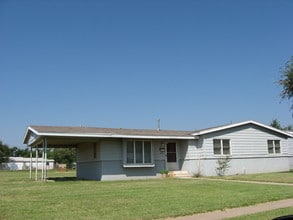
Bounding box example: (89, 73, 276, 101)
(7, 157, 54, 171)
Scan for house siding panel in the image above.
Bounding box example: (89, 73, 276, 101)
(101, 160, 162, 181)
(201, 124, 289, 158)
(100, 140, 122, 160)
(153, 141, 164, 160)
(77, 143, 99, 162)
(180, 124, 290, 176)
(99, 140, 169, 180)
(288, 137, 293, 170)
(77, 143, 102, 180)
(59, 122, 293, 180)
(77, 161, 101, 180)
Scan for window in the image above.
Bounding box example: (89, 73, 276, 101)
(213, 139, 221, 155)
(213, 139, 230, 155)
(267, 140, 281, 154)
(125, 140, 152, 165)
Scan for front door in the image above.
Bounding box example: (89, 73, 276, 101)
(166, 142, 178, 171)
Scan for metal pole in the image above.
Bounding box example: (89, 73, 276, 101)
(35, 147, 38, 181)
(29, 146, 32, 180)
(44, 137, 47, 181)
(42, 141, 44, 181)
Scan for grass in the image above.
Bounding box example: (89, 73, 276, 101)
(227, 207, 293, 220)
(0, 170, 293, 220)
(208, 171, 293, 184)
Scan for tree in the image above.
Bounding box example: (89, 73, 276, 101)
(270, 119, 282, 130)
(283, 125, 293, 131)
(279, 56, 293, 110)
(0, 141, 10, 164)
(53, 148, 76, 168)
(270, 119, 293, 131)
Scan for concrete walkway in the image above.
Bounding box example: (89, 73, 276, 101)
(167, 179, 293, 220)
(196, 177, 293, 186)
(168, 199, 293, 220)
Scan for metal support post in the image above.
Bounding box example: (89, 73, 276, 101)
(29, 146, 32, 180)
(35, 147, 38, 181)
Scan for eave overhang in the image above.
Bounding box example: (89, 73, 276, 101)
(23, 126, 197, 147)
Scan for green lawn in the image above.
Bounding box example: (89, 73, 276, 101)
(208, 171, 293, 184)
(0, 170, 292, 220)
(227, 207, 293, 220)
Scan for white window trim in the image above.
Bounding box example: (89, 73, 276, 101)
(123, 164, 155, 168)
(123, 140, 154, 167)
(267, 140, 281, 154)
(213, 139, 231, 156)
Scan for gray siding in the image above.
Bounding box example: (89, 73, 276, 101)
(182, 124, 290, 176)
(100, 140, 122, 160)
(100, 139, 164, 180)
(76, 124, 291, 180)
(77, 142, 101, 180)
(77, 139, 165, 180)
(201, 124, 289, 158)
(289, 137, 293, 170)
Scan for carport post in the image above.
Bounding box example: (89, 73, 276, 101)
(44, 137, 47, 181)
(41, 141, 44, 181)
(29, 146, 32, 180)
(35, 147, 38, 181)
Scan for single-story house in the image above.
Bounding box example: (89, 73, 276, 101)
(6, 157, 54, 171)
(23, 120, 293, 181)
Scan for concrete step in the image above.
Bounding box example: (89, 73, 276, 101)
(169, 171, 192, 179)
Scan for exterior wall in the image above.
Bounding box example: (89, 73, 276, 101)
(100, 140, 165, 181)
(181, 124, 290, 176)
(77, 139, 165, 181)
(181, 157, 289, 176)
(77, 142, 102, 180)
(76, 124, 291, 180)
(201, 124, 289, 157)
(288, 137, 293, 170)
(180, 139, 204, 176)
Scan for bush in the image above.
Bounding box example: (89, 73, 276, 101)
(216, 156, 231, 176)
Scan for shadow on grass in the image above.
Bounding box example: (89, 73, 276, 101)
(47, 177, 77, 182)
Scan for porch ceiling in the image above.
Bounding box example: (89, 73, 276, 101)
(34, 136, 101, 148)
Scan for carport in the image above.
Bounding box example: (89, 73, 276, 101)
(23, 126, 100, 181)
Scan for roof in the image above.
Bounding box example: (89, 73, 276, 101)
(23, 120, 293, 147)
(23, 125, 196, 146)
(28, 125, 194, 137)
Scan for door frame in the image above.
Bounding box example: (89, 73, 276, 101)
(165, 142, 179, 171)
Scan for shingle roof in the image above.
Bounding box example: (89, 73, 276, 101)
(29, 125, 194, 137)
(24, 120, 293, 146)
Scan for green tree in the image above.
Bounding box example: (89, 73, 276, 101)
(270, 119, 293, 131)
(279, 56, 293, 110)
(53, 148, 76, 168)
(270, 119, 282, 130)
(283, 125, 293, 131)
(0, 141, 10, 164)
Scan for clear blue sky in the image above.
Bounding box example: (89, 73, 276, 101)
(0, 0, 292, 148)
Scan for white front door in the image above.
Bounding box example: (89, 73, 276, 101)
(166, 142, 178, 171)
